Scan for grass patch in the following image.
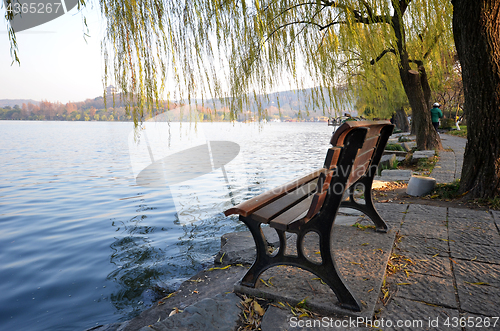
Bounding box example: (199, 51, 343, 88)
(385, 143, 405, 151)
(425, 180, 500, 210)
(446, 125, 467, 138)
(428, 180, 461, 200)
(415, 155, 438, 175)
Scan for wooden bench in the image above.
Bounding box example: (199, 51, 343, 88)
(224, 120, 394, 312)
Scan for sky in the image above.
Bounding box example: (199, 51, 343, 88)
(0, 4, 104, 103)
(0, 3, 308, 106)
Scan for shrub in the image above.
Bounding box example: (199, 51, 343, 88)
(385, 143, 405, 151)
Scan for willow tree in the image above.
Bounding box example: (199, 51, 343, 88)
(5, 0, 453, 148)
(351, 45, 410, 127)
(452, 0, 500, 198)
(95, 0, 454, 149)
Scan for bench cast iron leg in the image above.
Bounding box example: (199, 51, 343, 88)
(239, 214, 362, 312)
(238, 216, 281, 287)
(294, 224, 362, 312)
(341, 177, 388, 232)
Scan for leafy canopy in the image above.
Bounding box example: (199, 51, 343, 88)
(5, 0, 454, 124)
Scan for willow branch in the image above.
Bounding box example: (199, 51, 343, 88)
(409, 59, 424, 66)
(370, 48, 396, 65)
(272, 2, 319, 23)
(423, 33, 442, 59)
(267, 20, 323, 41)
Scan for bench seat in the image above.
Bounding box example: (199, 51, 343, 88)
(224, 120, 394, 311)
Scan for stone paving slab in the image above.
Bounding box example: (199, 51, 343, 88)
(90, 201, 500, 331)
(375, 169, 412, 182)
(449, 241, 500, 264)
(393, 273, 458, 308)
(260, 306, 371, 331)
(493, 210, 500, 230)
(396, 235, 450, 257)
(380, 297, 461, 331)
(115, 266, 249, 331)
(403, 252, 453, 278)
(399, 221, 448, 239)
(234, 226, 397, 318)
(335, 215, 363, 226)
(430, 135, 467, 183)
(139, 293, 241, 331)
(448, 218, 498, 231)
(453, 260, 500, 288)
(374, 203, 408, 224)
(432, 151, 455, 184)
(403, 205, 447, 221)
(215, 226, 284, 265)
(449, 227, 500, 246)
(448, 208, 494, 221)
(457, 282, 500, 317)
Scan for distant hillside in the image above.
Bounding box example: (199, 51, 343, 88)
(195, 87, 357, 118)
(0, 87, 358, 121)
(0, 99, 39, 107)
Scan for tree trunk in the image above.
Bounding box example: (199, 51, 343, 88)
(394, 106, 410, 132)
(453, 0, 500, 198)
(392, 1, 442, 150)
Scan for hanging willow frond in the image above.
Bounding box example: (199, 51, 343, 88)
(5, 0, 455, 125)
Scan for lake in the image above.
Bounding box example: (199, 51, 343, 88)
(0, 120, 335, 330)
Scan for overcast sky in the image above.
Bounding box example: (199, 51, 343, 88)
(0, 5, 104, 103)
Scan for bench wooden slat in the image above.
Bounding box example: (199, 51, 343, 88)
(347, 148, 375, 187)
(224, 168, 325, 217)
(330, 121, 387, 146)
(251, 181, 318, 223)
(269, 195, 314, 231)
(323, 147, 342, 170)
(360, 135, 380, 152)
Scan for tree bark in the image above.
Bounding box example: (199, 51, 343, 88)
(392, 1, 443, 150)
(453, 0, 500, 198)
(394, 106, 410, 132)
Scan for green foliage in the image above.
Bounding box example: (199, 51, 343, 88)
(385, 144, 405, 151)
(6, 0, 455, 129)
(440, 118, 455, 129)
(430, 180, 461, 200)
(415, 156, 438, 174)
(97, 0, 455, 127)
(377, 157, 399, 176)
(446, 126, 467, 138)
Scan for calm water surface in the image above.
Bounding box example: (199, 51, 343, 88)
(0, 121, 334, 330)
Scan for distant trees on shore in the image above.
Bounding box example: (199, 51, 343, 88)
(0, 91, 341, 122)
(0, 98, 131, 122)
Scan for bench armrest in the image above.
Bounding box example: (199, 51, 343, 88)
(224, 168, 325, 217)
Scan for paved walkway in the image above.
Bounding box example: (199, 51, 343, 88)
(430, 134, 466, 184)
(90, 134, 500, 331)
(99, 204, 500, 331)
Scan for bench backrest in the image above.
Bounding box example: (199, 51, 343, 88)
(300, 121, 393, 227)
(324, 120, 394, 188)
(224, 120, 394, 231)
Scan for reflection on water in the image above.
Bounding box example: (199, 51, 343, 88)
(0, 120, 335, 330)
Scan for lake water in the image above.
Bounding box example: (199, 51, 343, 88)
(0, 120, 335, 330)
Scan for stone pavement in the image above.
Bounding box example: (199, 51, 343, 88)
(91, 204, 500, 331)
(376, 133, 466, 184)
(430, 134, 466, 184)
